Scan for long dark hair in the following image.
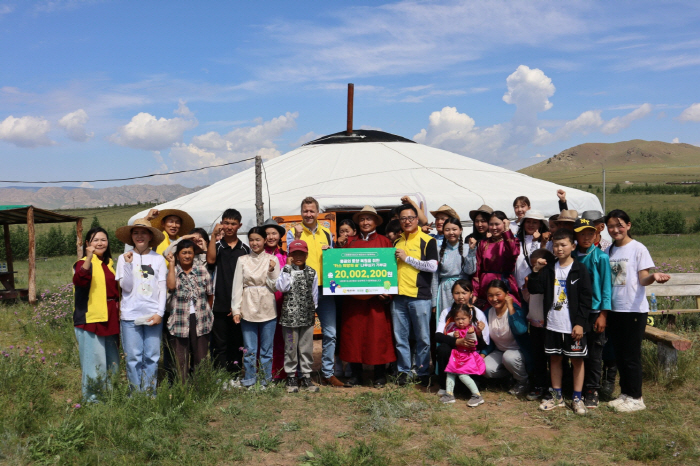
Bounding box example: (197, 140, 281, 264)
(516, 218, 547, 271)
(448, 279, 477, 326)
(467, 212, 488, 243)
(439, 217, 464, 267)
(605, 209, 633, 239)
(82, 227, 112, 264)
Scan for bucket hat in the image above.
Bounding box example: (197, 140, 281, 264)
(116, 218, 165, 249)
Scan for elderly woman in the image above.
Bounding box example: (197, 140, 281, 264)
(337, 206, 396, 387)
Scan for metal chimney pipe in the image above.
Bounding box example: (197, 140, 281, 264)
(346, 83, 354, 135)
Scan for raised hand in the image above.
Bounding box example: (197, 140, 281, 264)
(540, 231, 551, 244)
(146, 209, 159, 221)
(269, 260, 276, 272)
(468, 237, 477, 249)
(533, 257, 547, 272)
(166, 253, 175, 266)
(503, 218, 510, 231)
(533, 230, 541, 241)
(294, 223, 303, 239)
(123, 251, 134, 263)
(212, 223, 224, 237)
(557, 189, 566, 203)
(85, 245, 96, 259)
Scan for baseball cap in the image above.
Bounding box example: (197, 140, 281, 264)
(288, 239, 308, 253)
(574, 218, 597, 232)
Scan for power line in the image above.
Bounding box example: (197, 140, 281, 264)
(0, 158, 255, 184)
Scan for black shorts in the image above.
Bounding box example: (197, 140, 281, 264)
(544, 329, 588, 357)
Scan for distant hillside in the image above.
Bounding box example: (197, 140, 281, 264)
(0, 184, 205, 209)
(519, 140, 700, 185)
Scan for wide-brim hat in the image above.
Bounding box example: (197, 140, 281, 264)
(557, 209, 579, 223)
(261, 218, 286, 237)
(430, 204, 460, 221)
(581, 210, 604, 223)
(518, 210, 549, 231)
(353, 206, 383, 226)
(116, 218, 165, 249)
(469, 204, 494, 221)
(150, 209, 195, 236)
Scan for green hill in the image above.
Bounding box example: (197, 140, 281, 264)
(519, 140, 700, 185)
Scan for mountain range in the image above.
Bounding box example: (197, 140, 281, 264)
(0, 184, 205, 210)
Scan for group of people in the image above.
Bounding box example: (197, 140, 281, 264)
(72, 191, 669, 415)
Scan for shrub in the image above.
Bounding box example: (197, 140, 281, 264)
(633, 208, 686, 235)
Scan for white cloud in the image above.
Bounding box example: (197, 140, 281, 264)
(672, 137, 680, 143)
(164, 112, 298, 184)
(532, 153, 547, 158)
(0, 115, 54, 147)
(58, 109, 93, 141)
(0, 5, 13, 15)
(291, 131, 319, 147)
(414, 65, 654, 164)
(601, 103, 652, 134)
(79, 181, 94, 188)
(110, 103, 198, 151)
(679, 103, 700, 122)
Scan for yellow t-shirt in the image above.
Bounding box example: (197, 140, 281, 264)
(394, 230, 438, 299)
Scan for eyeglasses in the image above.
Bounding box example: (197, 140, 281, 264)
(399, 216, 417, 223)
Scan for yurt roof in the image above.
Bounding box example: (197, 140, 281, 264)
(129, 130, 603, 234)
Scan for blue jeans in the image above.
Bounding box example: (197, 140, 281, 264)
(392, 295, 431, 376)
(316, 289, 337, 379)
(120, 320, 163, 394)
(74, 327, 120, 402)
(241, 318, 277, 386)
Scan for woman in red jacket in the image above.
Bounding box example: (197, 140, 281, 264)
(72, 227, 120, 402)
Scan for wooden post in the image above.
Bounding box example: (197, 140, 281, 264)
(27, 207, 36, 304)
(255, 155, 264, 226)
(76, 218, 83, 260)
(3, 224, 14, 290)
(346, 83, 354, 135)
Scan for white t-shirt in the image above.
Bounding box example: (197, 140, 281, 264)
(437, 306, 490, 345)
(605, 240, 655, 313)
(116, 250, 167, 320)
(515, 235, 541, 288)
(488, 307, 519, 352)
(546, 262, 573, 333)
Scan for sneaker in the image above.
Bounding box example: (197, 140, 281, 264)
(526, 386, 544, 401)
(436, 389, 447, 397)
(584, 390, 599, 409)
(509, 380, 528, 397)
(467, 394, 485, 407)
(440, 394, 456, 404)
(300, 377, 319, 393)
(228, 379, 242, 389)
(286, 377, 299, 393)
(615, 397, 646, 413)
(608, 394, 629, 408)
(539, 390, 565, 411)
(572, 397, 587, 415)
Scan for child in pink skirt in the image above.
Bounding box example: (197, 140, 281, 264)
(441, 303, 486, 407)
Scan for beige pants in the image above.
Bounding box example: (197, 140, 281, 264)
(283, 325, 314, 377)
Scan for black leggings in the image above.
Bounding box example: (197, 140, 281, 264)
(607, 311, 646, 399)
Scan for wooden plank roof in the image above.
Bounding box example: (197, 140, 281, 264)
(0, 205, 83, 225)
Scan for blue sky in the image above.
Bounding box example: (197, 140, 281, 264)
(1, 0, 699, 188)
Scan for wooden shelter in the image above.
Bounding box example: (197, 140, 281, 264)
(0, 205, 83, 304)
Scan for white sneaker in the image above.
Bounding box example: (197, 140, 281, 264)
(615, 397, 645, 413)
(437, 389, 447, 396)
(229, 379, 242, 389)
(608, 394, 628, 408)
(572, 398, 587, 415)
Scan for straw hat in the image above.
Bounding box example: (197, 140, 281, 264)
(150, 209, 195, 236)
(557, 210, 579, 223)
(430, 204, 460, 221)
(260, 218, 286, 237)
(469, 204, 494, 222)
(518, 210, 549, 231)
(353, 206, 383, 226)
(116, 218, 165, 249)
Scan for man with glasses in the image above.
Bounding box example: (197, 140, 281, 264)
(392, 203, 439, 386)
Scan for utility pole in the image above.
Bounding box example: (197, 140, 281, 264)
(602, 167, 606, 213)
(255, 155, 264, 226)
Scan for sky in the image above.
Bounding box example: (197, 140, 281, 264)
(1, 0, 699, 188)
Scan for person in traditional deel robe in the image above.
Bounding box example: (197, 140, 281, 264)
(337, 206, 396, 388)
(472, 210, 521, 308)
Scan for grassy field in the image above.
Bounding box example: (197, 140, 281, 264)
(1, 235, 700, 464)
